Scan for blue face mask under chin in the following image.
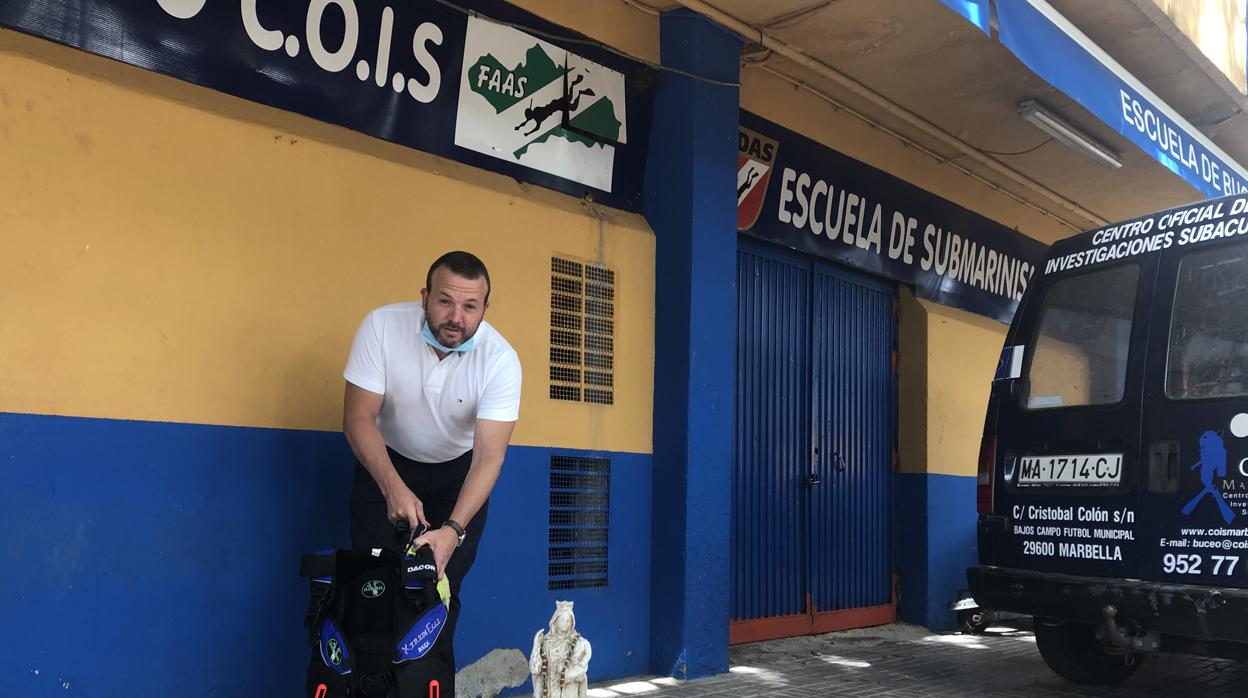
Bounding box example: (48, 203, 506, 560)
(422, 320, 477, 353)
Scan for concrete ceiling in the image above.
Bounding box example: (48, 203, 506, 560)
(654, 0, 1248, 237)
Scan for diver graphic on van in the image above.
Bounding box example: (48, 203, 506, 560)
(1182, 430, 1236, 525)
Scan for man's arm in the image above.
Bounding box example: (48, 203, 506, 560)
(342, 381, 429, 529)
(414, 418, 516, 578)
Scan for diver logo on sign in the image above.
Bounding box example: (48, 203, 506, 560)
(737, 126, 779, 231)
(455, 15, 627, 192)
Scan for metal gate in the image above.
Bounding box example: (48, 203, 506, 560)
(732, 239, 897, 644)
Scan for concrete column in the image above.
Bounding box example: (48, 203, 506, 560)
(642, 8, 741, 680)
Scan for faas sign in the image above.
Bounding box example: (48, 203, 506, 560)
(455, 15, 627, 192)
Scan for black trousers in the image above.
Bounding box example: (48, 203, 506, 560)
(349, 448, 489, 695)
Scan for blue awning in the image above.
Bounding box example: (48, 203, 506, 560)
(938, 0, 991, 35)
(945, 0, 1248, 198)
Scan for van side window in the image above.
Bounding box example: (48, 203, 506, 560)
(1023, 264, 1139, 410)
(1167, 244, 1248, 399)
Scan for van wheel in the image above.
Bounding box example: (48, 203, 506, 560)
(1034, 620, 1144, 685)
(958, 609, 990, 634)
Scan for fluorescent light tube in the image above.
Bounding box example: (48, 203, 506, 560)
(1018, 98, 1122, 170)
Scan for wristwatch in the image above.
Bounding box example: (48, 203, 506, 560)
(443, 519, 466, 548)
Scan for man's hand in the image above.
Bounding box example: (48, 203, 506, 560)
(384, 480, 429, 531)
(411, 526, 459, 580)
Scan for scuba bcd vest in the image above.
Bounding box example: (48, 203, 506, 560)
(300, 524, 453, 697)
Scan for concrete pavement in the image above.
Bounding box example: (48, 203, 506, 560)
(586, 622, 1247, 697)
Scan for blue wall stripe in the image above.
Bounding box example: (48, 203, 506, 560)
(0, 412, 650, 696)
(894, 472, 978, 631)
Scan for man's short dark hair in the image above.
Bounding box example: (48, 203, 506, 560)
(427, 251, 491, 302)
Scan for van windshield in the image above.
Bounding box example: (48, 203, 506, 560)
(1167, 243, 1248, 399)
(1022, 264, 1140, 410)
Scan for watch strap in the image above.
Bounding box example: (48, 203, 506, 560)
(444, 519, 466, 547)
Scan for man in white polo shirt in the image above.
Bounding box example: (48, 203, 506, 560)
(342, 250, 521, 683)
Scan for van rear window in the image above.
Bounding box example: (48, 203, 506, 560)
(1167, 244, 1248, 399)
(1023, 265, 1139, 410)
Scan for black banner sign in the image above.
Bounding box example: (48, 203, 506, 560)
(1, 0, 654, 211)
(738, 109, 1049, 323)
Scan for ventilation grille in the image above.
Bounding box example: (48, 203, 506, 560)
(550, 257, 615, 405)
(548, 456, 610, 590)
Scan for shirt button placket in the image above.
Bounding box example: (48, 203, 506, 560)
(427, 358, 449, 396)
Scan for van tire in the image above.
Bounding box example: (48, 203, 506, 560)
(1034, 619, 1143, 685)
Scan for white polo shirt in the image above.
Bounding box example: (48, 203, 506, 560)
(343, 302, 522, 463)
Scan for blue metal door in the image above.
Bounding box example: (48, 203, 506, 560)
(733, 244, 811, 624)
(810, 263, 896, 615)
(732, 240, 896, 642)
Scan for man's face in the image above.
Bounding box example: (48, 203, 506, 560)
(421, 266, 489, 348)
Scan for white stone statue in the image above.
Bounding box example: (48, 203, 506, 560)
(530, 601, 592, 698)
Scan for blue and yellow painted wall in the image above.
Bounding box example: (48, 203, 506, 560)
(894, 292, 1006, 629)
(3, 0, 1099, 693)
(0, 19, 654, 694)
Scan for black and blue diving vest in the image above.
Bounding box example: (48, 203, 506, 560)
(300, 535, 451, 697)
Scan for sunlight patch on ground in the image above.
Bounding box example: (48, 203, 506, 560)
(816, 654, 872, 668)
(606, 681, 661, 694)
(728, 665, 790, 686)
(922, 634, 989, 649)
(587, 676, 703, 697)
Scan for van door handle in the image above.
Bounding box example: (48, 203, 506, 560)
(1149, 441, 1179, 493)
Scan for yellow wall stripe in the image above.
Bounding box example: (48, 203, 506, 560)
(899, 289, 1006, 478)
(0, 31, 654, 454)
